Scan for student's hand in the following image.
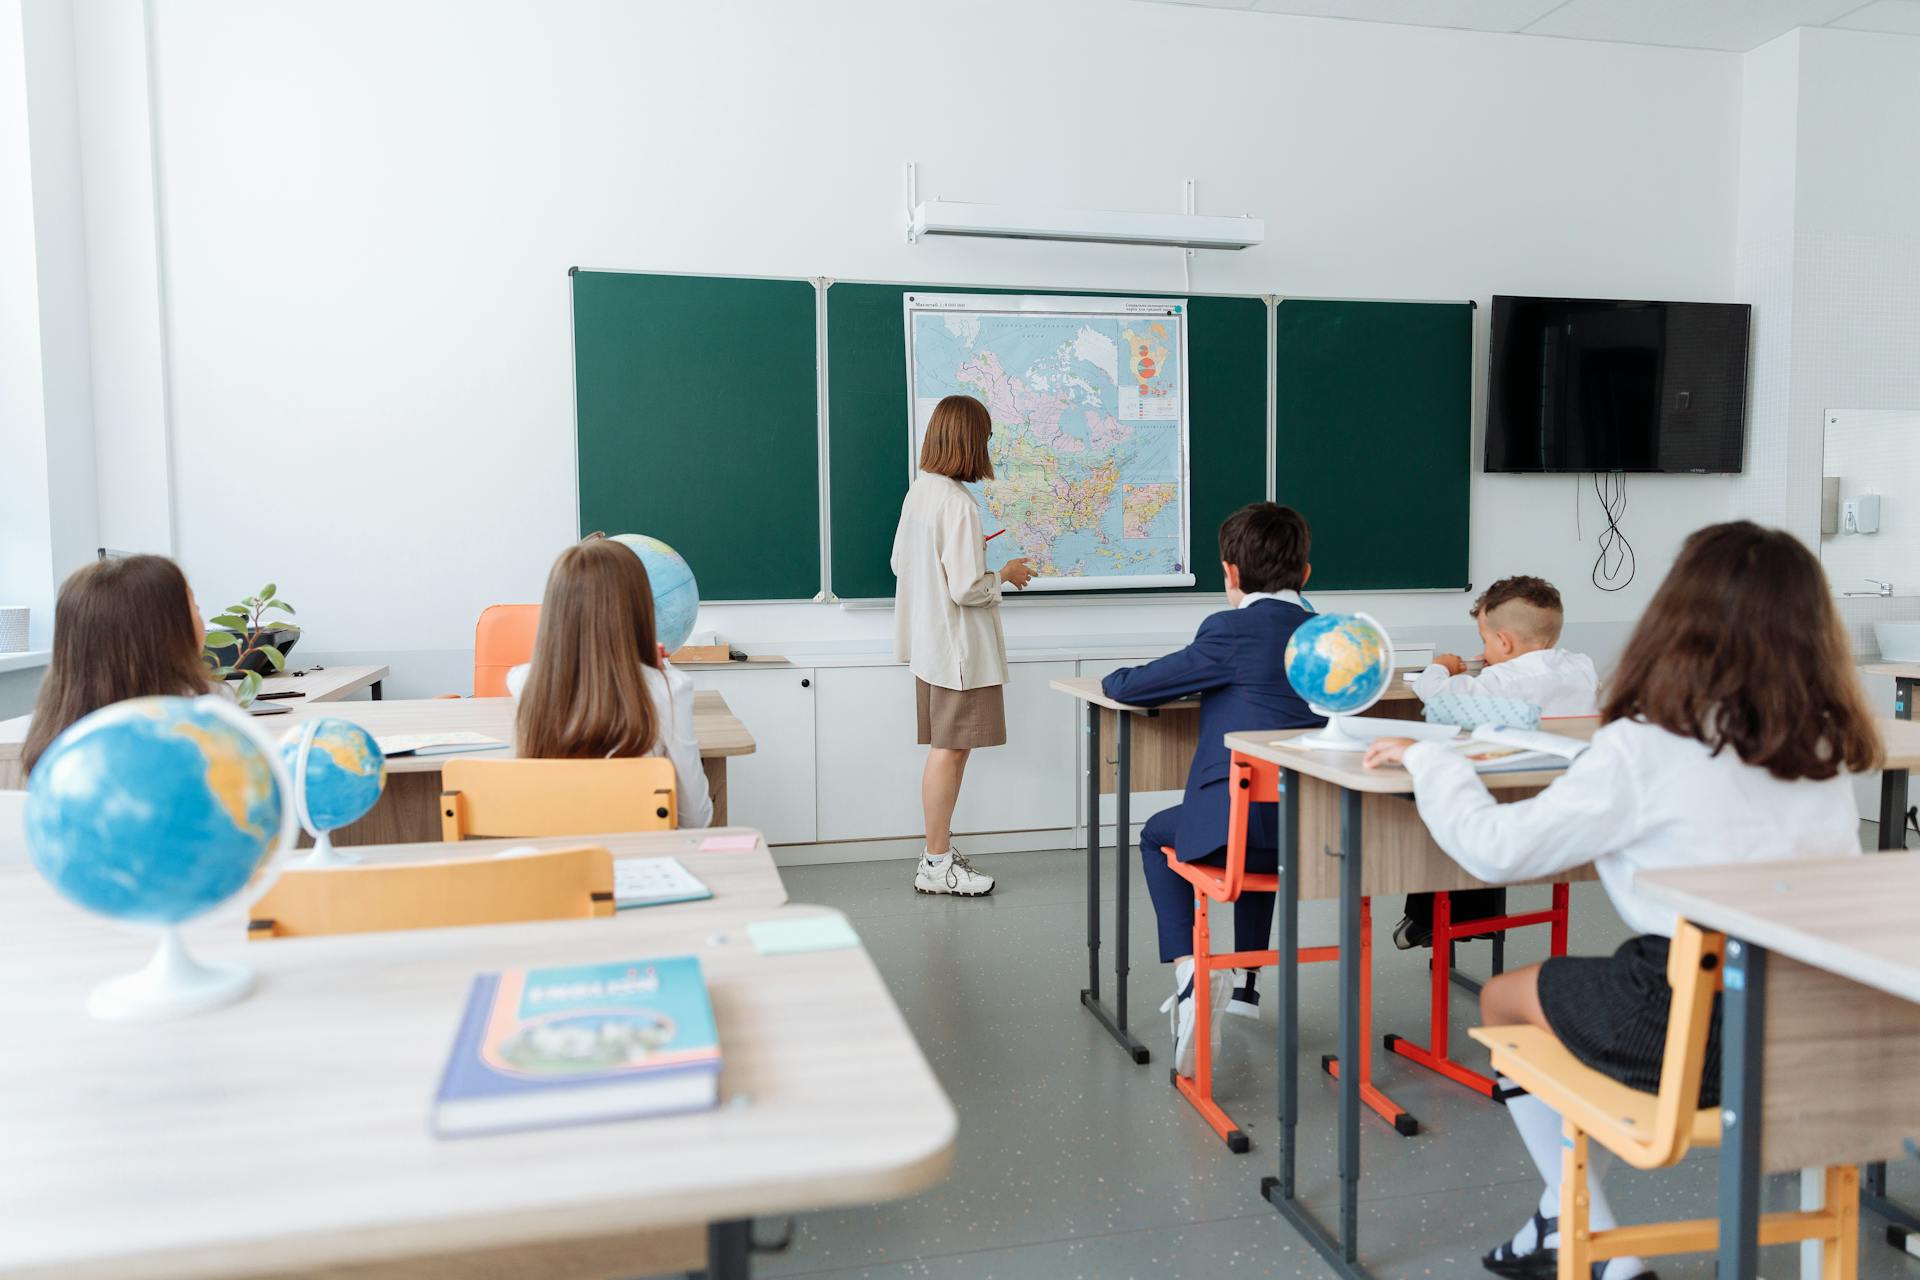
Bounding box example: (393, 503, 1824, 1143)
(1434, 653, 1466, 676)
(1363, 737, 1416, 770)
(999, 557, 1035, 590)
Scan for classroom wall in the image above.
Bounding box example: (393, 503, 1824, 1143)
(114, 0, 1745, 690)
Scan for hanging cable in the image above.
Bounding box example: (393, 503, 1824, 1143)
(1590, 472, 1635, 592)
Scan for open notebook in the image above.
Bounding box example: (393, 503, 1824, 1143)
(1448, 725, 1591, 774)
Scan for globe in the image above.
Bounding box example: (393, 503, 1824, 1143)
(25, 694, 292, 1019)
(609, 533, 701, 655)
(281, 717, 386, 867)
(1284, 612, 1396, 718)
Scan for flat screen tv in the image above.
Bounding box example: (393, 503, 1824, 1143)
(1485, 295, 1750, 474)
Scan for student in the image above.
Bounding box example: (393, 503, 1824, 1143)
(1364, 522, 1876, 1280)
(1101, 503, 1324, 1073)
(22, 555, 213, 775)
(1397, 576, 1599, 950)
(509, 538, 713, 829)
(890, 394, 1033, 897)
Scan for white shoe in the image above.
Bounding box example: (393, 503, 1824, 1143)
(1161, 968, 1233, 1077)
(913, 850, 994, 896)
(1226, 968, 1261, 1020)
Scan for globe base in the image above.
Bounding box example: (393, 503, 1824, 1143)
(88, 926, 253, 1021)
(1292, 715, 1373, 753)
(294, 831, 361, 869)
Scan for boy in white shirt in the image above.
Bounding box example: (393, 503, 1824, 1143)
(1397, 576, 1598, 949)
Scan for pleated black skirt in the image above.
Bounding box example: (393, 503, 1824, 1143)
(1537, 934, 1723, 1107)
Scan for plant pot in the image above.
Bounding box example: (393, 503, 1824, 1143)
(207, 627, 301, 677)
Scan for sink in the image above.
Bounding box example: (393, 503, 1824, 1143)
(1874, 622, 1920, 662)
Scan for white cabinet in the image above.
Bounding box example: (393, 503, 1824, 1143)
(814, 661, 1078, 843)
(685, 666, 817, 845)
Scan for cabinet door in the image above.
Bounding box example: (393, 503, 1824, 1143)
(814, 662, 1076, 843)
(685, 667, 817, 845)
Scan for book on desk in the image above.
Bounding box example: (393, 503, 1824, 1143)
(432, 955, 721, 1137)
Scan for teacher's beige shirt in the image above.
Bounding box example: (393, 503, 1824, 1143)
(891, 473, 1009, 691)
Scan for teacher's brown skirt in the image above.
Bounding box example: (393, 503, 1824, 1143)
(915, 678, 1007, 750)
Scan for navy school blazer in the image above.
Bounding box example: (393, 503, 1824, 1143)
(1099, 598, 1325, 862)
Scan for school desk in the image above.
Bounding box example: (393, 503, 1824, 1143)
(1862, 661, 1919, 840)
(0, 664, 390, 789)
(0, 855, 952, 1280)
(267, 692, 755, 842)
(1225, 715, 1920, 1279)
(1046, 674, 1424, 1063)
(1637, 855, 1920, 1279)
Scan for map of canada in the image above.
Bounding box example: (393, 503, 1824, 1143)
(909, 302, 1189, 588)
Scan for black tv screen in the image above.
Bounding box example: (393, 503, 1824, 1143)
(1485, 296, 1750, 473)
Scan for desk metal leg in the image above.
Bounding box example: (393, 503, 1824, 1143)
(1262, 776, 1371, 1280)
(706, 1220, 751, 1279)
(1718, 937, 1768, 1280)
(1116, 713, 1133, 1042)
(1079, 705, 1148, 1063)
(370, 679, 383, 701)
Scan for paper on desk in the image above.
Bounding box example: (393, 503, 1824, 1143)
(748, 915, 861, 955)
(698, 834, 759, 852)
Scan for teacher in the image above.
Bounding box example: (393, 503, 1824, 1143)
(891, 394, 1034, 897)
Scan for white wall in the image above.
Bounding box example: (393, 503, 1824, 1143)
(135, 0, 1745, 689)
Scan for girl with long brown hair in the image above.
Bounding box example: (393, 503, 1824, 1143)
(508, 538, 712, 828)
(23, 556, 213, 775)
(1365, 521, 1878, 1280)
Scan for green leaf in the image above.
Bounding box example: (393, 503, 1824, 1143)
(210, 615, 247, 629)
(203, 631, 240, 648)
(236, 671, 263, 706)
(261, 644, 287, 671)
(260, 583, 276, 600)
(265, 599, 296, 615)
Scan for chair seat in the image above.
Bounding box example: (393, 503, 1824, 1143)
(1468, 1025, 1718, 1168)
(1160, 846, 1279, 899)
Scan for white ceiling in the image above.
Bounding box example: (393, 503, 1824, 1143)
(1140, 0, 1920, 52)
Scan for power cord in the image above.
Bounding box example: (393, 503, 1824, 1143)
(1589, 472, 1635, 593)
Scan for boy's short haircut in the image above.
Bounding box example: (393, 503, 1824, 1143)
(1218, 503, 1311, 593)
(1473, 575, 1564, 646)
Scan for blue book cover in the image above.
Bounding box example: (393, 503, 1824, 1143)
(431, 955, 721, 1138)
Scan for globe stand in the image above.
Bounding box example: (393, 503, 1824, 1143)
(294, 830, 360, 869)
(1291, 711, 1374, 753)
(289, 720, 365, 869)
(89, 926, 252, 1021)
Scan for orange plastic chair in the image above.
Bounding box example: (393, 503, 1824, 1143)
(1162, 754, 1414, 1152)
(474, 604, 541, 697)
(440, 757, 678, 840)
(248, 845, 615, 938)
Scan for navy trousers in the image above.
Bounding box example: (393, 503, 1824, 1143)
(1139, 803, 1279, 964)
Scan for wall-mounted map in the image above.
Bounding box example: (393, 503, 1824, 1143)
(905, 293, 1194, 591)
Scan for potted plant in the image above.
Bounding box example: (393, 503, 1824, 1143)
(203, 584, 300, 706)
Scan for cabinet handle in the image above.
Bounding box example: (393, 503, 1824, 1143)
(800, 678, 811, 688)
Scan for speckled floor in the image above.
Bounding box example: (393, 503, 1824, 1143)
(766, 841, 1920, 1280)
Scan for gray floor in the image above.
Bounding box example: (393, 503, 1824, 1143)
(764, 842, 1920, 1280)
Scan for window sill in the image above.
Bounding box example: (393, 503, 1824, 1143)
(0, 650, 51, 674)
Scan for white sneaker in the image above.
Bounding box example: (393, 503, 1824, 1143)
(913, 850, 995, 896)
(1226, 968, 1262, 1020)
(1161, 968, 1233, 1077)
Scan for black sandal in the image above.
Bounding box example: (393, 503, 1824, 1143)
(1482, 1211, 1557, 1278)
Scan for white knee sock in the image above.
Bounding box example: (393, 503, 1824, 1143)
(1498, 1080, 1647, 1278)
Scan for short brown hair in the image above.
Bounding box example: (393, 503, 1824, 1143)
(24, 555, 212, 775)
(516, 538, 663, 761)
(1601, 521, 1880, 781)
(1218, 503, 1311, 593)
(1473, 576, 1564, 646)
(919, 395, 995, 482)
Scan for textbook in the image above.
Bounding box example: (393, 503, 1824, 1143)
(378, 731, 508, 757)
(432, 956, 721, 1138)
(613, 856, 713, 909)
(1452, 725, 1591, 774)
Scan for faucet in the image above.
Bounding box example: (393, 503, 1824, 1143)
(1842, 578, 1894, 598)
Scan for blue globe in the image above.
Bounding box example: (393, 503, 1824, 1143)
(609, 533, 700, 655)
(26, 696, 286, 925)
(1284, 612, 1395, 716)
(282, 717, 386, 833)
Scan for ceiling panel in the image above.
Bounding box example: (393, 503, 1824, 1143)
(1829, 0, 1920, 35)
(1522, 0, 1867, 51)
(1242, 0, 1566, 32)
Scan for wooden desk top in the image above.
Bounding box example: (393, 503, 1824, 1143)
(341, 827, 788, 914)
(0, 879, 951, 1280)
(1050, 672, 1416, 714)
(1861, 661, 1920, 680)
(256, 664, 388, 703)
(1637, 855, 1920, 1006)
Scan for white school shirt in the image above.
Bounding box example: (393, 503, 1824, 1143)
(1401, 719, 1861, 937)
(1237, 590, 1303, 610)
(504, 659, 714, 830)
(890, 472, 1009, 691)
(1411, 647, 1599, 717)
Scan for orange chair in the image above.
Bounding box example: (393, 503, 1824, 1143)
(473, 604, 541, 697)
(440, 756, 678, 840)
(1163, 755, 1414, 1151)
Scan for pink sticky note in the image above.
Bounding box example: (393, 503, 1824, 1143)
(698, 834, 759, 852)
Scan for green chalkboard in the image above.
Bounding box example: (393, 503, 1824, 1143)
(1274, 300, 1472, 592)
(572, 270, 819, 601)
(826, 284, 1270, 601)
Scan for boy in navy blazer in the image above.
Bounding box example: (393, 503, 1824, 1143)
(1100, 503, 1323, 1074)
